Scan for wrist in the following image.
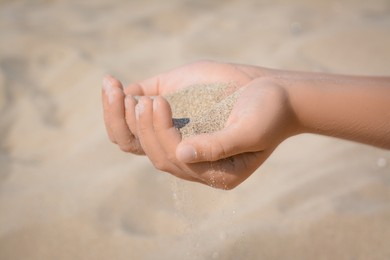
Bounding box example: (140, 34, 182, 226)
(276, 70, 334, 137)
(249, 76, 303, 141)
(260, 70, 308, 136)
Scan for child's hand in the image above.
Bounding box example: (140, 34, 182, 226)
(102, 60, 270, 159)
(129, 78, 297, 189)
(102, 60, 390, 189)
(102, 60, 286, 188)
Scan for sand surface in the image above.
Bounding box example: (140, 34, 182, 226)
(1, 0, 390, 259)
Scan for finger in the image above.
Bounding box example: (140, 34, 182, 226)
(123, 95, 145, 155)
(176, 125, 258, 163)
(152, 97, 205, 183)
(136, 97, 182, 175)
(183, 146, 273, 190)
(102, 76, 116, 143)
(124, 95, 139, 138)
(200, 149, 271, 190)
(102, 75, 138, 152)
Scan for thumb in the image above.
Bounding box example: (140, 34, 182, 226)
(175, 81, 258, 163)
(176, 125, 256, 163)
(175, 78, 288, 163)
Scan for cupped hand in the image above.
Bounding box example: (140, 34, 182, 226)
(102, 61, 298, 189)
(102, 60, 269, 156)
(103, 60, 390, 189)
(133, 80, 297, 189)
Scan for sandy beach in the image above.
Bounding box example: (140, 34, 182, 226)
(1, 0, 390, 259)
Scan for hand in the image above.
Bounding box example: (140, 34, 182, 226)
(102, 60, 269, 156)
(103, 60, 390, 189)
(108, 61, 297, 189)
(130, 77, 297, 189)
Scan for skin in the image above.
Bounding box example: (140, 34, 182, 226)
(102, 60, 390, 190)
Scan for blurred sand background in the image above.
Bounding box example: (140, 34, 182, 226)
(1, 0, 390, 259)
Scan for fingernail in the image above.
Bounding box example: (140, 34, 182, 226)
(177, 144, 197, 162)
(135, 99, 144, 120)
(103, 76, 114, 104)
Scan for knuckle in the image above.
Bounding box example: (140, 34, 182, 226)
(208, 141, 227, 161)
(118, 140, 133, 152)
(119, 144, 132, 153)
(137, 124, 149, 136)
(166, 153, 177, 164)
(153, 160, 169, 172)
(118, 138, 141, 153)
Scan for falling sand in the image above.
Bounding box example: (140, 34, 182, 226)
(164, 83, 243, 138)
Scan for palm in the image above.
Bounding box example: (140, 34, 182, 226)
(109, 60, 290, 189)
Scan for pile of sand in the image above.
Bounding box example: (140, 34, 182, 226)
(164, 83, 243, 138)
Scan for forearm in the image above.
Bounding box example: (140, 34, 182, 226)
(277, 71, 390, 149)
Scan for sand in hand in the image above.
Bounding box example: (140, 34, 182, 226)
(164, 83, 243, 138)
